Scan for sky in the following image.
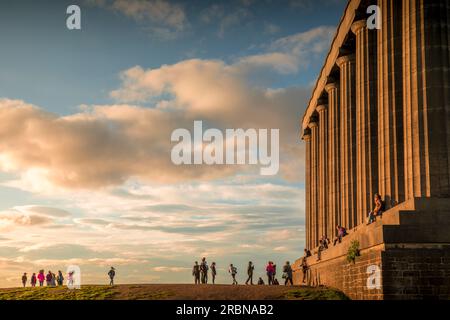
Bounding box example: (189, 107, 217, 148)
(0, 0, 346, 287)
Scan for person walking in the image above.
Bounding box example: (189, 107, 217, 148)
(283, 261, 293, 286)
(21, 273, 27, 287)
(210, 262, 217, 284)
(37, 270, 45, 286)
(57, 270, 64, 286)
(229, 264, 238, 285)
(192, 261, 201, 284)
(245, 261, 254, 285)
(108, 267, 116, 286)
(31, 273, 37, 287)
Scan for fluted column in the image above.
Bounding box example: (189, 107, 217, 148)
(317, 103, 328, 239)
(352, 20, 379, 225)
(337, 54, 357, 230)
(309, 119, 319, 247)
(402, 0, 450, 199)
(377, 0, 405, 208)
(302, 129, 312, 249)
(325, 82, 340, 238)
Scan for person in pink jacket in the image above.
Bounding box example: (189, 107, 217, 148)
(266, 261, 275, 285)
(37, 270, 45, 286)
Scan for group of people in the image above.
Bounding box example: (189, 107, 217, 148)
(192, 258, 216, 285)
(21, 270, 66, 287)
(192, 259, 294, 286)
(20, 267, 116, 288)
(307, 193, 385, 262)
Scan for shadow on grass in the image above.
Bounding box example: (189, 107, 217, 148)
(284, 287, 350, 300)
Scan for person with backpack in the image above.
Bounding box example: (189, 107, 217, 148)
(210, 262, 217, 284)
(192, 261, 201, 284)
(108, 267, 116, 286)
(200, 257, 209, 284)
(31, 273, 37, 287)
(21, 273, 27, 287)
(245, 261, 254, 285)
(282, 261, 293, 286)
(229, 264, 238, 285)
(266, 261, 275, 285)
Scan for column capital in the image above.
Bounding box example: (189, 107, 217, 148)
(308, 120, 319, 129)
(301, 128, 312, 141)
(325, 82, 339, 92)
(351, 20, 367, 35)
(336, 54, 355, 68)
(316, 104, 328, 112)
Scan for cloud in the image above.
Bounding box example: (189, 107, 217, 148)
(86, 0, 188, 39)
(218, 8, 250, 38)
(236, 26, 335, 74)
(0, 209, 52, 231)
(264, 23, 281, 35)
(0, 26, 334, 190)
(152, 266, 189, 272)
(15, 206, 71, 218)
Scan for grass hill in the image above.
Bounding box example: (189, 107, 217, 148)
(0, 284, 349, 300)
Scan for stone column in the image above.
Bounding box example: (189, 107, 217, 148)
(377, 0, 405, 208)
(325, 82, 340, 238)
(337, 54, 357, 230)
(317, 103, 328, 239)
(309, 118, 319, 247)
(402, 0, 450, 199)
(352, 20, 378, 225)
(302, 129, 312, 249)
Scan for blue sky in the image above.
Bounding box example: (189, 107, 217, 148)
(0, 0, 346, 287)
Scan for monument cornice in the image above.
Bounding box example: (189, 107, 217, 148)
(300, 0, 361, 130)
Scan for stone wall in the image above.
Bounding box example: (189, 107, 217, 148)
(382, 247, 450, 299)
(293, 198, 450, 299)
(293, 246, 384, 300)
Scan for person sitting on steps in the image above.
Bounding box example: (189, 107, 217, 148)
(333, 225, 347, 246)
(367, 193, 384, 225)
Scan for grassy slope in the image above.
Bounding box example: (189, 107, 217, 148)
(0, 284, 348, 300)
